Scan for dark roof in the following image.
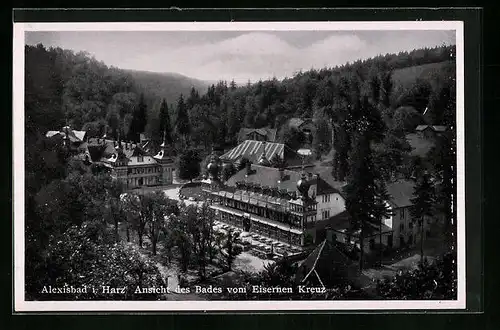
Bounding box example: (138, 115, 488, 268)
(238, 127, 277, 142)
(415, 125, 448, 132)
(325, 210, 352, 231)
(316, 176, 340, 195)
(325, 210, 393, 236)
(288, 117, 314, 129)
(386, 180, 415, 208)
(225, 164, 337, 198)
(226, 164, 302, 193)
(432, 125, 448, 132)
(87, 138, 142, 162)
(295, 240, 353, 285)
(415, 125, 432, 131)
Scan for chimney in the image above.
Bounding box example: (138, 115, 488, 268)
(246, 161, 252, 175)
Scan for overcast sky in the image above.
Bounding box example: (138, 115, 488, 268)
(26, 30, 455, 83)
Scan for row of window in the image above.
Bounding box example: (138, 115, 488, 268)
(216, 197, 303, 228)
(320, 194, 340, 204)
(127, 176, 161, 186)
(128, 166, 162, 175)
(219, 212, 302, 245)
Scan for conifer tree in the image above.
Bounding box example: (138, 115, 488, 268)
(343, 131, 391, 272)
(410, 167, 436, 263)
(128, 93, 147, 142)
(175, 94, 191, 148)
(158, 98, 172, 143)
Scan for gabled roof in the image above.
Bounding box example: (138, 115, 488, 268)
(386, 180, 415, 208)
(226, 164, 302, 193)
(288, 118, 312, 128)
(221, 140, 288, 164)
(106, 149, 129, 164)
(127, 155, 158, 166)
(87, 138, 148, 163)
(153, 146, 175, 161)
(73, 130, 86, 141)
(295, 240, 353, 286)
(432, 125, 448, 132)
(238, 127, 277, 142)
(415, 125, 447, 132)
(45, 127, 86, 143)
(326, 210, 393, 235)
(315, 176, 340, 195)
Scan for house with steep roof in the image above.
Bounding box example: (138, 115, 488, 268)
(202, 150, 346, 247)
(415, 125, 447, 139)
(324, 180, 432, 254)
(221, 140, 305, 168)
(295, 239, 358, 287)
(45, 126, 91, 163)
(237, 127, 277, 143)
(288, 117, 315, 145)
(86, 134, 175, 188)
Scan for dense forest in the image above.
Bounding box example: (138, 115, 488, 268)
(24, 43, 457, 300)
(26, 43, 455, 153)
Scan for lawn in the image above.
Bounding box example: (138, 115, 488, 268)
(179, 182, 205, 201)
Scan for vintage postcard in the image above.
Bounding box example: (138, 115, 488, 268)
(13, 20, 465, 312)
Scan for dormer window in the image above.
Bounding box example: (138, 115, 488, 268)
(138, 156, 144, 162)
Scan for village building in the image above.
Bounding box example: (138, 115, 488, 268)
(415, 125, 448, 139)
(220, 140, 308, 169)
(325, 180, 433, 255)
(295, 239, 358, 288)
(288, 118, 315, 137)
(45, 126, 91, 162)
(237, 127, 277, 143)
(405, 124, 448, 158)
(202, 149, 347, 248)
(86, 133, 175, 189)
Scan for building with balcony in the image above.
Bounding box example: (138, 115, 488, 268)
(86, 133, 175, 189)
(202, 151, 345, 249)
(325, 180, 434, 254)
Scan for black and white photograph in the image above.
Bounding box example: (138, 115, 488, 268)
(13, 20, 465, 311)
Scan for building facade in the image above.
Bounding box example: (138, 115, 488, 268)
(87, 135, 175, 189)
(325, 180, 433, 254)
(202, 152, 346, 248)
(237, 128, 277, 143)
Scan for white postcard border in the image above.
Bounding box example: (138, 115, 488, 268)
(13, 20, 466, 312)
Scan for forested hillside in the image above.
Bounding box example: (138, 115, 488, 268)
(126, 70, 210, 103)
(25, 44, 206, 143)
(24, 42, 457, 300)
(25, 43, 456, 182)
